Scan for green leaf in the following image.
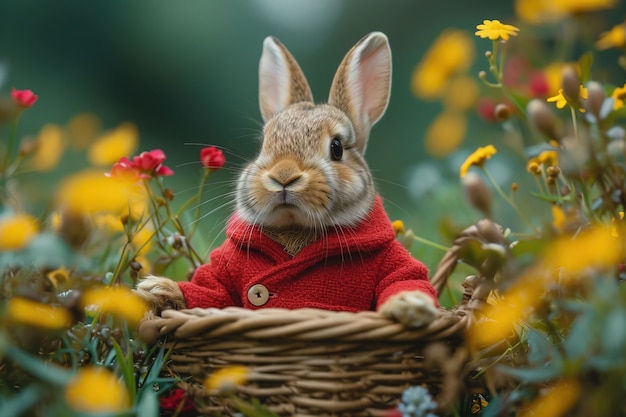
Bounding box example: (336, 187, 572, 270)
(578, 52, 594, 84)
(529, 192, 571, 203)
(497, 360, 562, 383)
(136, 388, 159, 417)
(600, 309, 626, 358)
(564, 309, 595, 359)
(6, 346, 72, 385)
(111, 339, 137, 405)
(525, 328, 552, 366)
(0, 385, 42, 416)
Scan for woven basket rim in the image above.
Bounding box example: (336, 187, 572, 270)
(138, 220, 497, 344)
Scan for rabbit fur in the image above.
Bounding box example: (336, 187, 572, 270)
(136, 32, 438, 328)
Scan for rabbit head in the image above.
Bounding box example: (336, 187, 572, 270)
(236, 32, 392, 234)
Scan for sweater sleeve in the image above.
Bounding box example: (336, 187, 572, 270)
(178, 242, 239, 309)
(375, 240, 439, 310)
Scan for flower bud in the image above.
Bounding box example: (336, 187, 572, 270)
(462, 172, 493, 218)
(561, 66, 581, 103)
(58, 210, 91, 249)
(586, 81, 605, 120)
(494, 103, 512, 122)
(19, 137, 38, 157)
(163, 188, 175, 201)
(527, 99, 561, 141)
(547, 166, 561, 178)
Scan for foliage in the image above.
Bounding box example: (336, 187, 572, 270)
(403, 5, 626, 417)
(0, 91, 227, 415)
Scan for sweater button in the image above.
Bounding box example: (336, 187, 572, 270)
(247, 284, 269, 306)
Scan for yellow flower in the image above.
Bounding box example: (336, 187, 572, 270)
(475, 20, 520, 41)
(93, 212, 126, 233)
(519, 378, 581, 417)
(81, 285, 149, 326)
(537, 150, 558, 166)
(425, 111, 467, 158)
(596, 22, 626, 51)
(443, 75, 480, 111)
(47, 267, 71, 289)
(468, 277, 543, 349)
(611, 83, 626, 110)
(459, 145, 497, 178)
(546, 223, 618, 273)
(527, 150, 559, 173)
(67, 113, 102, 150)
(546, 86, 588, 110)
(411, 29, 475, 100)
(469, 224, 622, 350)
(56, 169, 147, 216)
(6, 297, 73, 330)
(27, 124, 67, 172)
(87, 122, 139, 166)
(547, 226, 621, 277)
(612, 211, 624, 238)
(131, 223, 154, 256)
(526, 161, 541, 175)
(542, 62, 570, 96)
(391, 220, 405, 235)
(205, 366, 249, 392)
(552, 205, 565, 232)
(516, 0, 615, 24)
(0, 213, 39, 250)
(65, 367, 130, 413)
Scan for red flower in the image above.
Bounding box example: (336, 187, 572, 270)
(11, 88, 38, 108)
(477, 97, 498, 123)
(384, 408, 402, 417)
(159, 388, 195, 412)
(132, 149, 175, 178)
(200, 146, 225, 170)
(106, 157, 142, 181)
(528, 71, 550, 98)
(107, 149, 174, 180)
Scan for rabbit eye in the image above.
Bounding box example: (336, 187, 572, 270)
(330, 138, 343, 161)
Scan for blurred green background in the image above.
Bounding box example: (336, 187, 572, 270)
(1, 1, 624, 270)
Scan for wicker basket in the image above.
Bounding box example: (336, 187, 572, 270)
(138, 222, 496, 417)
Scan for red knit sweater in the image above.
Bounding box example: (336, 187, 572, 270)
(179, 196, 438, 311)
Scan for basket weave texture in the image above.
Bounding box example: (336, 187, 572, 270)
(138, 222, 494, 417)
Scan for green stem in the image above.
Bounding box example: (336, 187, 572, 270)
(411, 234, 450, 252)
(189, 168, 211, 238)
(483, 167, 539, 234)
(3, 112, 21, 172)
(569, 105, 579, 139)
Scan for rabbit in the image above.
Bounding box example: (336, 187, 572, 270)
(136, 32, 439, 328)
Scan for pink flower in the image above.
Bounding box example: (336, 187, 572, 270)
(11, 88, 38, 108)
(132, 149, 174, 178)
(200, 146, 225, 170)
(106, 149, 174, 180)
(106, 157, 142, 181)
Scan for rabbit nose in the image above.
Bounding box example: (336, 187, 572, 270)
(269, 172, 302, 188)
(266, 160, 304, 190)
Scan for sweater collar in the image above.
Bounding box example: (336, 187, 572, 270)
(226, 195, 395, 262)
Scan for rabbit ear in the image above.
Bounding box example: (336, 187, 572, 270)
(328, 32, 391, 153)
(259, 36, 314, 122)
